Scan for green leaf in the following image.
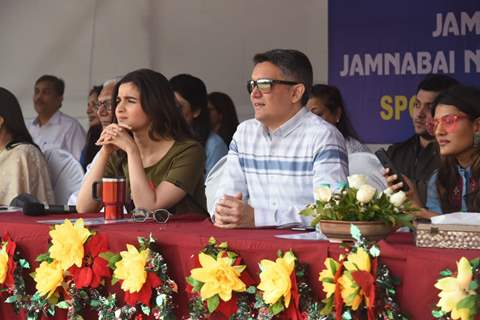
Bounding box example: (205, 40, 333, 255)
(90, 299, 101, 308)
(141, 304, 151, 315)
(329, 259, 338, 275)
(350, 224, 361, 241)
(470, 257, 480, 270)
(440, 269, 453, 277)
(468, 280, 478, 291)
(186, 276, 203, 292)
(99, 251, 122, 269)
(342, 310, 353, 320)
(457, 295, 475, 309)
(207, 295, 220, 313)
(208, 237, 217, 245)
(219, 241, 228, 249)
(56, 301, 70, 309)
(156, 293, 166, 307)
(246, 286, 256, 294)
(35, 252, 51, 262)
(369, 245, 380, 258)
(4, 295, 18, 303)
(270, 300, 284, 315)
(19, 258, 30, 269)
(111, 276, 120, 286)
(432, 309, 445, 318)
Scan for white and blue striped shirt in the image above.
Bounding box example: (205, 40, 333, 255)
(214, 107, 348, 227)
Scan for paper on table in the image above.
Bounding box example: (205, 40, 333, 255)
(431, 212, 480, 226)
(38, 217, 134, 226)
(274, 231, 328, 241)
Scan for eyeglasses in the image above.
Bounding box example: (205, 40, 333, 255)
(429, 114, 468, 133)
(131, 208, 172, 223)
(246, 79, 300, 94)
(94, 100, 113, 112)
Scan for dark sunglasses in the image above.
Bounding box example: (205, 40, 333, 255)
(246, 79, 300, 94)
(132, 208, 172, 223)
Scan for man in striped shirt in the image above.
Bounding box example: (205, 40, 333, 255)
(214, 49, 348, 228)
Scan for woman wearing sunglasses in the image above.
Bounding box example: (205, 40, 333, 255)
(386, 85, 480, 218)
(76, 69, 207, 215)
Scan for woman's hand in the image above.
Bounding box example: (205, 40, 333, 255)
(96, 124, 135, 154)
(383, 168, 423, 208)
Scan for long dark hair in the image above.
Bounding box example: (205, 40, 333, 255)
(0, 87, 37, 150)
(169, 74, 211, 146)
(207, 91, 239, 146)
(310, 84, 361, 141)
(82, 124, 102, 170)
(431, 85, 480, 212)
(112, 69, 193, 142)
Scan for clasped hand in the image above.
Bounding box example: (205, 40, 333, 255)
(214, 192, 255, 228)
(96, 123, 134, 153)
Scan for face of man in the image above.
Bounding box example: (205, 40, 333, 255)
(412, 89, 439, 138)
(249, 61, 303, 131)
(33, 80, 62, 120)
(97, 82, 115, 128)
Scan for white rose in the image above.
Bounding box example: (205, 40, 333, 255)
(348, 174, 368, 189)
(314, 186, 332, 202)
(390, 191, 407, 207)
(356, 184, 376, 204)
(383, 187, 394, 196)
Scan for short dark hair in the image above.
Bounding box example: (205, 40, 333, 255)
(35, 75, 65, 96)
(112, 69, 193, 142)
(0, 87, 37, 149)
(89, 85, 103, 97)
(208, 91, 239, 146)
(416, 74, 459, 94)
(253, 49, 313, 105)
(170, 74, 211, 146)
(310, 84, 360, 141)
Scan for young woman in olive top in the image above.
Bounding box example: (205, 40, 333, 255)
(76, 69, 206, 215)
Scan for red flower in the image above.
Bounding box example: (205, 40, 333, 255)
(124, 272, 162, 306)
(2, 233, 17, 289)
(69, 233, 111, 289)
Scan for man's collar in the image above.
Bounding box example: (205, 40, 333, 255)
(32, 110, 62, 126)
(264, 107, 307, 138)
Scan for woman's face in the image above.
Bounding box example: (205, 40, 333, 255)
(434, 104, 478, 158)
(115, 82, 151, 131)
(86, 93, 100, 126)
(174, 92, 197, 125)
(306, 97, 339, 125)
(207, 102, 222, 130)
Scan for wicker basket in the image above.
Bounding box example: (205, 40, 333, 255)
(415, 223, 480, 249)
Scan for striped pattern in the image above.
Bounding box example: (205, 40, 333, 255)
(214, 107, 348, 227)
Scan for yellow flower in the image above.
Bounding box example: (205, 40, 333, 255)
(435, 257, 475, 320)
(34, 261, 64, 298)
(49, 219, 91, 270)
(319, 258, 339, 298)
(339, 248, 371, 310)
(114, 244, 149, 293)
(0, 244, 8, 284)
(338, 271, 363, 310)
(190, 252, 246, 301)
(257, 251, 295, 307)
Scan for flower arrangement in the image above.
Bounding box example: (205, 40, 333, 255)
(0, 233, 30, 314)
(300, 174, 415, 228)
(27, 219, 112, 320)
(186, 237, 256, 319)
(253, 250, 323, 320)
(432, 257, 480, 320)
(318, 225, 407, 319)
(100, 234, 177, 319)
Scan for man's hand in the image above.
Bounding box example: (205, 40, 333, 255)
(214, 192, 255, 229)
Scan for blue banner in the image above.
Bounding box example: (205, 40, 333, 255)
(328, 0, 480, 143)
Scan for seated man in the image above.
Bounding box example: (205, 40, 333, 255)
(213, 49, 348, 228)
(387, 74, 458, 205)
(28, 75, 86, 161)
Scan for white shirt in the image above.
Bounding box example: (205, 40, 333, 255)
(28, 111, 86, 161)
(214, 107, 348, 227)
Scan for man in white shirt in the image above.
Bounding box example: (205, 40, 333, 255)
(28, 75, 86, 161)
(214, 49, 348, 228)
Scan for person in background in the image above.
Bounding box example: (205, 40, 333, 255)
(386, 74, 459, 205)
(170, 74, 228, 175)
(214, 49, 348, 228)
(207, 91, 240, 146)
(307, 84, 369, 154)
(386, 85, 480, 218)
(80, 85, 103, 170)
(0, 87, 54, 205)
(28, 75, 86, 161)
(76, 69, 206, 215)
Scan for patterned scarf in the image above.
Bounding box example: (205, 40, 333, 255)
(450, 172, 479, 212)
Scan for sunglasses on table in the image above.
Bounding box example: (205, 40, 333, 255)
(428, 114, 468, 134)
(131, 208, 172, 223)
(246, 79, 300, 94)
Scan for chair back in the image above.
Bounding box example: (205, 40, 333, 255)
(44, 148, 84, 204)
(205, 155, 227, 215)
(348, 152, 388, 191)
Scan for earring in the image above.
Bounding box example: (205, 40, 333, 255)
(474, 132, 480, 147)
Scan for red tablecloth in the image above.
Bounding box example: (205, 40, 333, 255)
(0, 211, 479, 319)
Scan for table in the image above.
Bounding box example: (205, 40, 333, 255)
(0, 211, 479, 319)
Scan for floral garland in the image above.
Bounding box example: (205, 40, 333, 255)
(253, 250, 323, 320)
(186, 237, 256, 319)
(0, 233, 30, 314)
(100, 234, 177, 319)
(432, 257, 480, 320)
(318, 225, 407, 320)
(27, 218, 111, 320)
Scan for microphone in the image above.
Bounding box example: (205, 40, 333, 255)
(23, 202, 77, 216)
